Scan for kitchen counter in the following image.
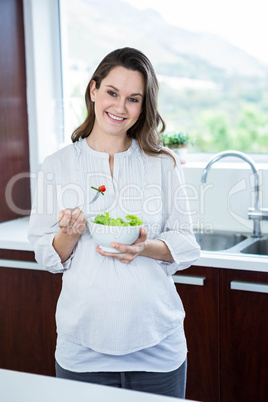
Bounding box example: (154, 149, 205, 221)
(0, 217, 33, 251)
(0, 217, 267, 272)
(0, 369, 197, 402)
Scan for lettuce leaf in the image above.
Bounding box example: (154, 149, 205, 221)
(125, 215, 143, 226)
(93, 212, 143, 226)
(94, 212, 111, 225)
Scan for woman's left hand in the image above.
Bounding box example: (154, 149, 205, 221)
(96, 227, 148, 264)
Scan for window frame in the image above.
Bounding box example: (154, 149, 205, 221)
(23, 0, 64, 197)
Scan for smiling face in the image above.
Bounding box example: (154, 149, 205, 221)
(89, 66, 144, 140)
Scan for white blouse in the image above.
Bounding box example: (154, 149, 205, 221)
(28, 138, 200, 356)
(55, 323, 187, 373)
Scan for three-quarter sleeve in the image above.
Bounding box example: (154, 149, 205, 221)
(28, 156, 73, 273)
(157, 154, 200, 275)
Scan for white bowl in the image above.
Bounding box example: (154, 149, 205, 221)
(88, 220, 142, 253)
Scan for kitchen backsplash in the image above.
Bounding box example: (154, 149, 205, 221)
(184, 164, 268, 234)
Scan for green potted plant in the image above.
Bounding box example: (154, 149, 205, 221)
(162, 132, 190, 163)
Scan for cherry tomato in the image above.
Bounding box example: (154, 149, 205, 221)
(98, 185, 106, 193)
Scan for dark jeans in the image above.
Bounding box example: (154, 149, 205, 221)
(55, 359, 187, 399)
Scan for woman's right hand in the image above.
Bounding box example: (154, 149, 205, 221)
(53, 208, 87, 263)
(58, 208, 87, 237)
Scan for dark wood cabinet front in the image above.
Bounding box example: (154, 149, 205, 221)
(0, 251, 62, 376)
(0, 0, 31, 223)
(1, 254, 267, 401)
(174, 266, 268, 402)
(220, 269, 268, 402)
(173, 266, 220, 402)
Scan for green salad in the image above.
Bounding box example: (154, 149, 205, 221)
(93, 212, 143, 226)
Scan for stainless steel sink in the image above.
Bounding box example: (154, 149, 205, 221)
(194, 232, 248, 251)
(240, 238, 268, 256)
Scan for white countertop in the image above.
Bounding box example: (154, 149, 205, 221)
(0, 217, 267, 273)
(0, 369, 197, 402)
(0, 217, 33, 251)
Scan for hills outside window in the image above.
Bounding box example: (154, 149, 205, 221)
(59, 0, 268, 155)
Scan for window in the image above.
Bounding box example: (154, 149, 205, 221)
(59, 0, 268, 155)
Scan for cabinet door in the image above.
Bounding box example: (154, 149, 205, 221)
(220, 269, 268, 402)
(173, 266, 220, 402)
(0, 265, 62, 376)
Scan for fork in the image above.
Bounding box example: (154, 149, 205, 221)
(50, 191, 101, 228)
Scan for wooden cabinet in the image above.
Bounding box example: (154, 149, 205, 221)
(220, 269, 268, 402)
(174, 266, 268, 402)
(0, 0, 31, 223)
(0, 249, 62, 376)
(1, 250, 267, 401)
(173, 266, 220, 402)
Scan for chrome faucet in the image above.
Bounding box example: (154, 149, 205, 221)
(201, 150, 267, 238)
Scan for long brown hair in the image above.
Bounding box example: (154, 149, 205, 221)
(71, 47, 175, 162)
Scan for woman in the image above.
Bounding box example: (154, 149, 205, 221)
(28, 47, 200, 398)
